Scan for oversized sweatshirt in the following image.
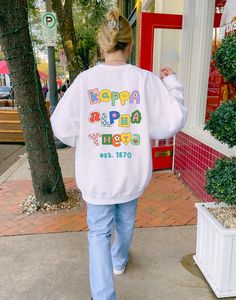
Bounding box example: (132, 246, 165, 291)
(50, 64, 187, 205)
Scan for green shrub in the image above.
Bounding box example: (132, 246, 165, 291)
(205, 157, 236, 205)
(205, 33, 236, 206)
(204, 100, 236, 148)
(214, 33, 236, 83)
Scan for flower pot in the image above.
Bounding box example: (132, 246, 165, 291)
(193, 202, 236, 298)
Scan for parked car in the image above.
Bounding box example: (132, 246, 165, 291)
(0, 86, 13, 99)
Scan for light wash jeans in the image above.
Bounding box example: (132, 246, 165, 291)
(87, 198, 138, 300)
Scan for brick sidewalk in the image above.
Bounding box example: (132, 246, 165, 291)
(0, 173, 198, 237)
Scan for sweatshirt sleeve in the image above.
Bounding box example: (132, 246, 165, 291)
(147, 73, 187, 140)
(50, 77, 80, 147)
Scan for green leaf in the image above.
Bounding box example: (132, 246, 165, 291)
(215, 33, 236, 83)
(204, 100, 236, 148)
(205, 157, 236, 205)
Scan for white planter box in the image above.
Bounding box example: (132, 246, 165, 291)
(193, 202, 236, 298)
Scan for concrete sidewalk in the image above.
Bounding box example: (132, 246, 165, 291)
(0, 146, 75, 183)
(0, 147, 224, 299)
(0, 226, 217, 300)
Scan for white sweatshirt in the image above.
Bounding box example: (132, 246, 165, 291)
(51, 64, 187, 205)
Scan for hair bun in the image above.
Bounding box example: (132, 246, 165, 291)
(107, 9, 120, 23)
(98, 9, 132, 53)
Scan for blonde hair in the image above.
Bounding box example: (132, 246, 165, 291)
(98, 9, 132, 53)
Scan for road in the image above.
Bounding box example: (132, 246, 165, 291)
(0, 144, 25, 176)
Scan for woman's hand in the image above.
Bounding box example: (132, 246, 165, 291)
(160, 67, 175, 79)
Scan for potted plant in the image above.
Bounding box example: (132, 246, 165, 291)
(193, 31, 236, 298)
(193, 99, 236, 298)
(214, 33, 236, 84)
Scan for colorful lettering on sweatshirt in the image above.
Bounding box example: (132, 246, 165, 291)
(88, 110, 142, 127)
(88, 88, 142, 149)
(88, 88, 140, 106)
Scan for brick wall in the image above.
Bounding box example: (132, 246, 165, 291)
(174, 132, 224, 202)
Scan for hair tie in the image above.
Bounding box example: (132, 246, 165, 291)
(108, 20, 119, 31)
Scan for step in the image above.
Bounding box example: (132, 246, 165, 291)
(0, 130, 24, 143)
(0, 120, 22, 131)
(0, 110, 20, 121)
(0, 100, 14, 108)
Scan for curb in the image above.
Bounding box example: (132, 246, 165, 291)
(0, 154, 27, 185)
(0, 147, 73, 185)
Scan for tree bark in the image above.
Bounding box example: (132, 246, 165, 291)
(0, 0, 67, 205)
(78, 47, 90, 71)
(52, 0, 81, 82)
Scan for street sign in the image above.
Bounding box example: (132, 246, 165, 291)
(41, 12, 57, 47)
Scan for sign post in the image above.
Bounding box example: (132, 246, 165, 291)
(43, 0, 66, 148)
(42, 1, 58, 114)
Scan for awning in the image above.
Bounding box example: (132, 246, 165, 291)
(0, 60, 48, 80)
(38, 71, 48, 81)
(0, 60, 9, 74)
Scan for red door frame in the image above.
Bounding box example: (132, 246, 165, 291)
(139, 12, 182, 170)
(139, 12, 221, 71)
(139, 13, 183, 71)
(214, 13, 222, 27)
(139, 12, 222, 170)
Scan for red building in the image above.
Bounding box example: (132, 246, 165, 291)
(118, 0, 236, 202)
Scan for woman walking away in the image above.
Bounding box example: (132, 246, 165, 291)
(50, 9, 187, 300)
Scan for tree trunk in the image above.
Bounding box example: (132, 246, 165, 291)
(78, 48, 90, 71)
(52, 0, 81, 82)
(0, 0, 67, 205)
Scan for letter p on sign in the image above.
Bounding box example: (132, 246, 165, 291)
(41, 12, 57, 46)
(46, 16, 53, 26)
(42, 12, 56, 28)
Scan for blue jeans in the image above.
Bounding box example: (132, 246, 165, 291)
(87, 199, 138, 300)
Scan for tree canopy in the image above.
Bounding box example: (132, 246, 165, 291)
(28, 0, 113, 80)
(73, 0, 113, 69)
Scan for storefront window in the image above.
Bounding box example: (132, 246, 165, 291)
(151, 28, 181, 148)
(143, 0, 155, 13)
(154, 0, 183, 14)
(124, 0, 136, 19)
(215, 0, 226, 13)
(123, 0, 137, 65)
(205, 0, 236, 121)
(153, 28, 181, 77)
(130, 22, 136, 65)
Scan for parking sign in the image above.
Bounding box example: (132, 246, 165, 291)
(41, 12, 57, 46)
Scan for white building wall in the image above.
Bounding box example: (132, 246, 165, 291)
(181, 0, 236, 157)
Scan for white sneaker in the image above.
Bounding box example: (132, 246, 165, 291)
(113, 266, 126, 275)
